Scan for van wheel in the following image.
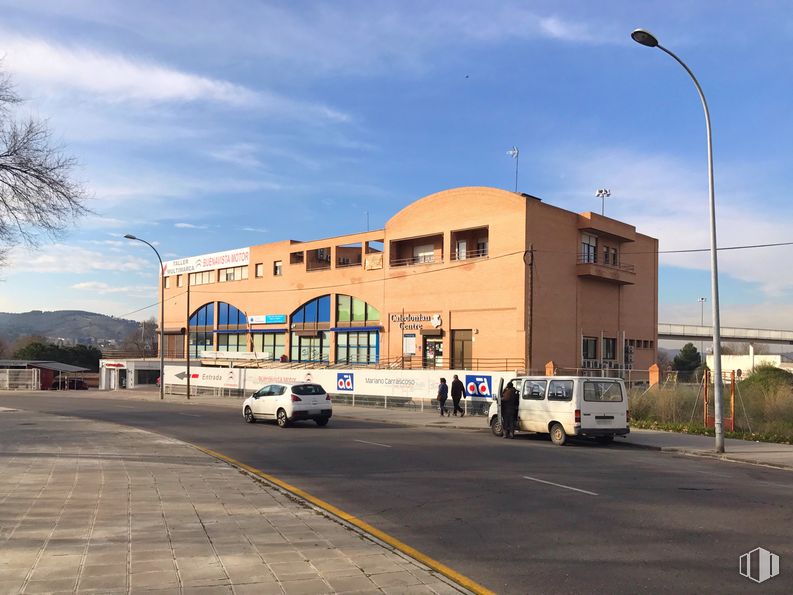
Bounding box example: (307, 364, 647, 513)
(549, 422, 567, 446)
(315, 418, 329, 427)
(244, 407, 255, 423)
(276, 409, 289, 428)
(596, 435, 614, 445)
(490, 416, 503, 437)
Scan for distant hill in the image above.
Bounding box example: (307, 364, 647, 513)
(0, 310, 140, 346)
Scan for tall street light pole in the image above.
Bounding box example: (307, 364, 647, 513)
(632, 28, 725, 453)
(125, 234, 165, 400)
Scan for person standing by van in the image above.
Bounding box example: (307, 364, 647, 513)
(501, 381, 518, 438)
(437, 377, 449, 416)
(450, 374, 465, 416)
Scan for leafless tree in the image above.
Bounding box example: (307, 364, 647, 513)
(0, 68, 88, 265)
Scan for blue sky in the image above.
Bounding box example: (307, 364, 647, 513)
(1, 1, 792, 331)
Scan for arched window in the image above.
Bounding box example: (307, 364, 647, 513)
(290, 295, 331, 362)
(188, 303, 214, 358)
(217, 302, 248, 352)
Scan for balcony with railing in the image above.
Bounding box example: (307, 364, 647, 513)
(450, 227, 488, 262)
(306, 246, 332, 272)
(576, 253, 636, 285)
(389, 234, 443, 268)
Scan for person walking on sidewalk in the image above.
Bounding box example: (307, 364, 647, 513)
(437, 377, 449, 416)
(450, 374, 466, 417)
(501, 381, 518, 438)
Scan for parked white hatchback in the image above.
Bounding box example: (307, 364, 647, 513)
(242, 382, 332, 427)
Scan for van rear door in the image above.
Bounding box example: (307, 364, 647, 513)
(579, 380, 627, 433)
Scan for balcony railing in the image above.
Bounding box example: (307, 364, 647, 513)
(390, 255, 440, 268)
(336, 257, 363, 268)
(450, 248, 489, 261)
(577, 253, 635, 273)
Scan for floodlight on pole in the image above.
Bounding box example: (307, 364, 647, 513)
(124, 234, 165, 400)
(631, 27, 725, 453)
(595, 188, 611, 216)
(506, 146, 519, 192)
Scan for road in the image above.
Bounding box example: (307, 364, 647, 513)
(0, 393, 790, 594)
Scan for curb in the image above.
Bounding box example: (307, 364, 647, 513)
(192, 445, 495, 595)
(656, 447, 793, 472)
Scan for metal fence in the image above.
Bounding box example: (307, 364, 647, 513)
(0, 369, 40, 391)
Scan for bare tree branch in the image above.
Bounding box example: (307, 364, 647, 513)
(0, 67, 89, 259)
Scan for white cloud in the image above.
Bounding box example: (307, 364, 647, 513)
(5, 244, 149, 273)
(174, 222, 209, 230)
(207, 143, 265, 169)
(240, 226, 269, 233)
(1, 31, 349, 122)
(3, 33, 257, 106)
(71, 281, 150, 295)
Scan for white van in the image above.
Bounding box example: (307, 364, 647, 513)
(488, 376, 629, 445)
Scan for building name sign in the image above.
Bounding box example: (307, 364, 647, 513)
(163, 247, 250, 276)
(249, 314, 287, 324)
(390, 313, 442, 330)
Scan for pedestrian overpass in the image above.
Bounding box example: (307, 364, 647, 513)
(658, 323, 793, 345)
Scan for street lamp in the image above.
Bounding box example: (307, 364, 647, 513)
(125, 234, 165, 400)
(631, 28, 725, 452)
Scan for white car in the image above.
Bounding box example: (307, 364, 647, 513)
(242, 382, 332, 427)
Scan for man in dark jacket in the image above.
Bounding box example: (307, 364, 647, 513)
(450, 375, 466, 416)
(501, 381, 518, 438)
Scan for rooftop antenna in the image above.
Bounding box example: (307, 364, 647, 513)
(595, 188, 611, 216)
(506, 146, 519, 192)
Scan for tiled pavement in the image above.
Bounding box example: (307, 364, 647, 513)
(0, 407, 464, 594)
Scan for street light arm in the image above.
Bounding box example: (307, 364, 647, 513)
(124, 233, 166, 400)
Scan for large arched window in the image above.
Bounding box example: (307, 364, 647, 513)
(217, 302, 248, 352)
(290, 295, 331, 362)
(334, 295, 380, 364)
(188, 303, 214, 358)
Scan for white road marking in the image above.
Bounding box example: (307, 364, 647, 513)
(354, 439, 392, 448)
(523, 475, 598, 496)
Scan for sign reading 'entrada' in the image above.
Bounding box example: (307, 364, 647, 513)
(391, 313, 442, 330)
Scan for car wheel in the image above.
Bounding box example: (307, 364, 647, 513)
(490, 416, 503, 437)
(276, 409, 289, 428)
(315, 418, 329, 427)
(549, 422, 567, 446)
(244, 407, 255, 424)
(595, 435, 614, 445)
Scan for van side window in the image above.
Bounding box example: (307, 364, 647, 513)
(522, 380, 547, 400)
(584, 381, 623, 402)
(548, 380, 573, 401)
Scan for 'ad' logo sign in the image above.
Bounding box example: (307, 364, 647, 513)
(337, 373, 354, 391)
(465, 375, 491, 397)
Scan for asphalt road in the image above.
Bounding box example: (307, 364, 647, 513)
(1, 393, 791, 594)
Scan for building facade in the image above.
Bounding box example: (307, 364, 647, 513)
(159, 187, 658, 373)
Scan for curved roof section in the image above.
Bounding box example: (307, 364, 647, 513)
(385, 186, 529, 230)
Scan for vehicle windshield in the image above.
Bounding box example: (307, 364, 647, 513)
(583, 381, 623, 402)
(292, 384, 326, 395)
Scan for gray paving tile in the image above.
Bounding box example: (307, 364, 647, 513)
(21, 577, 77, 593)
(370, 571, 422, 588)
(129, 570, 181, 589)
(231, 581, 285, 595)
(324, 573, 379, 593)
(76, 573, 128, 592)
(281, 577, 334, 595)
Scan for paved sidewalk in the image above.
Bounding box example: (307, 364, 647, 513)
(0, 406, 464, 595)
(91, 388, 793, 471)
